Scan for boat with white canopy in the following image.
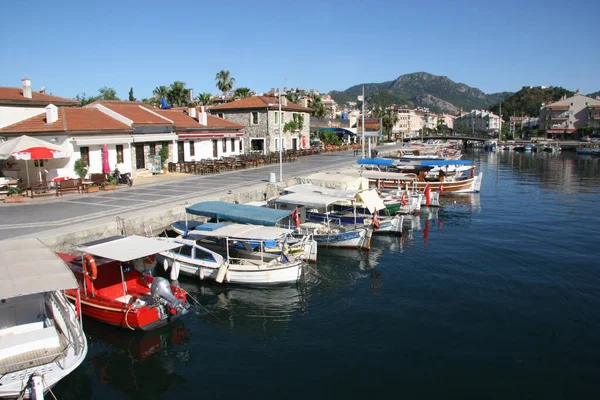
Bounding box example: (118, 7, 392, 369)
(0, 239, 87, 399)
(272, 191, 374, 250)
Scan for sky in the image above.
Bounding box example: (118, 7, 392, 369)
(1, 0, 599, 100)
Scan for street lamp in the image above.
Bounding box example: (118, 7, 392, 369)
(278, 87, 283, 182)
(358, 86, 365, 158)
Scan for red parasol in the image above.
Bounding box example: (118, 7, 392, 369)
(102, 144, 111, 174)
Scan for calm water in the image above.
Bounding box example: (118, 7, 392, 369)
(55, 150, 600, 400)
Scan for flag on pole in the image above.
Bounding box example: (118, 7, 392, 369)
(440, 184, 444, 194)
(281, 236, 291, 264)
(373, 212, 380, 232)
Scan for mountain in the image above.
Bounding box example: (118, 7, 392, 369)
(329, 72, 513, 114)
(488, 86, 574, 121)
(588, 90, 600, 98)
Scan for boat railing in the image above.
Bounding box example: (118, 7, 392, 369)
(48, 292, 85, 356)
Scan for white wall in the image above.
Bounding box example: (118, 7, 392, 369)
(0, 106, 45, 129)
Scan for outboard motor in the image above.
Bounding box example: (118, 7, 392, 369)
(150, 277, 189, 316)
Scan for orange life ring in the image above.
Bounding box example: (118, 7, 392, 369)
(84, 254, 97, 281)
(143, 254, 156, 266)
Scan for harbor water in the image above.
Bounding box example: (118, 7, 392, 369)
(54, 150, 600, 399)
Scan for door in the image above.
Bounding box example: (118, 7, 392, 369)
(135, 143, 145, 169)
(292, 137, 298, 150)
(212, 140, 218, 158)
(178, 141, 184, 162)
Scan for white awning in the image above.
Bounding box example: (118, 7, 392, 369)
(188, 223, 292, 240)
(274, 192, 352, 208)
(284, 184, 358, 199)
(131, 134, 178, 143)
(297, 172, 369, 190)
(357, 189, 386, 213)
(75, 235, 183, 262)
(73, 135, 132, 146)
(0, 238, 77, 299)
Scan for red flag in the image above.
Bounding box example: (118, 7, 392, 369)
(292, 209, 301, 228)
(373, 212, 380, 232)
(440, 184, 444, 194)
(470, 167, 475, 178)
(401, 192, 407, 207)
(424, 184, 431, 206)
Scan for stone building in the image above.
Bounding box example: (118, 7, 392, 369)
(211, 96, 312, 154)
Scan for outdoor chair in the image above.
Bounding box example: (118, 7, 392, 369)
(30, 182, 55, 199)
(56, 178, 82, 196)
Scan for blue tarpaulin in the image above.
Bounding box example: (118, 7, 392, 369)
(420, 160, 473, 166)
(186, 201, 291, 226)
(356, 158, 395, 167)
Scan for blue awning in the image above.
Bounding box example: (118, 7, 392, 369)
(186, 201, 291, 226)
(356, 158, 395, 167)
(420, 160, 473, 166)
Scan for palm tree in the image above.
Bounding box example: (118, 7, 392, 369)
(167, 81, 190, 107)
(196, 93, 214, 106)
(382, 108, 399, 141)
(215, 70, 235, 100)
(309, 94, 327, 119)
(152, 86, 169, 102)
(233, 87, 252, 99)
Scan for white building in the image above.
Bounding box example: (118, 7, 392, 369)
(454, 110, 500, 134)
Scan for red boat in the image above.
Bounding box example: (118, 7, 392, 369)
(59, 235, 190, 331)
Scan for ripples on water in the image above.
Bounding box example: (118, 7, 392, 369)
(55, 151, 600, 399)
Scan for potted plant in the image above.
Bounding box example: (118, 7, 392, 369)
(4, 186, 24, 203)
(101, 175, 117, 191)
(85, 184, 100, 193)
(74, 158, 88, 180)
(159, 145, 169, 174)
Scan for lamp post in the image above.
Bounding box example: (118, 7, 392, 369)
(359, 86, 365, 158)
(279, 87, 283, 182)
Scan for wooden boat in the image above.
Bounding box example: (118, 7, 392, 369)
(160, 233, 305, 285)
(174, 201, 317, 262)
(362, 169, 482, 193)
(59, 236, 190, 331)
(0, 239, 87, 399)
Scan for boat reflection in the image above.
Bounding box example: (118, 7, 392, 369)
(178, 280, 308, 334)
(84, 318, 189, 398)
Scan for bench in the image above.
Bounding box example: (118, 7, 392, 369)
(90, 173, 107, 186)
(56, 178, 81, 196)
(30, 182, 56, 199)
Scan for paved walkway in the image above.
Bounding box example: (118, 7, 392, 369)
(0, 149, 373, 241)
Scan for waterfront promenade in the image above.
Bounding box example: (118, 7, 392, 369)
(0, 149, 381, 242)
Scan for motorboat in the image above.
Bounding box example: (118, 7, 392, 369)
(160, 231, 306, 286)
(58, 235, 190, 331)
(0, 239, 87, 399)
(540, 142, 561, 153)
(575, 143, 593, 155)
(173, 201, 317, 262)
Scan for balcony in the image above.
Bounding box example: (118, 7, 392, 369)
(551, 123, 568, 129)
(549, 113, 569, 120)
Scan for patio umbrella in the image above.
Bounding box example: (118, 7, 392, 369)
(102, 144, 111, 174)
(0, 135, 70, 186)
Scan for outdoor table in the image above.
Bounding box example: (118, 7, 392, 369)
(81, 181, 95, 191)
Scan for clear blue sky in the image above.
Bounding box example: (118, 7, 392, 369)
(1, 0, 598, 100)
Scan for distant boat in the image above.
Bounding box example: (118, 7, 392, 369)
(0, 239, 87, 399)
(576, 143, 593, 155)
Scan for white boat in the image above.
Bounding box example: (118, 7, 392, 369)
(159, 234, 305, 286)
(173, 202, 317, 262)
(0, 239, 87, 399)
(576, 143, 593, 155)
(272, 191, 374, 249)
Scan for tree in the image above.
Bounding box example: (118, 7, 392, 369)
(436, 119, 444, 133)
(309, 94, 327, 119)
(167, 81, 190, 107)
(75, 93, 99, 106)
(196, 93, 214, 106)
(318, 130, 342, 146)
(128, 87, 135, 102)
(152, 86, 169, 102)
(283, 113, 304, 133)
(98, 86, 119, 101)
(215, 70, 235, 100)
(286, 92, 300, 104)
(382, 108, 399, 141)
(233, 87, 252, 99)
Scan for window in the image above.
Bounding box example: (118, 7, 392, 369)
(80, 146, 89, 166)
(189, 141, 195, 156)
(251, 111, 259, 125)
(173, 245, 193, 258)
(231, 138, 235, 152)
(116, 144, 124, 164)
(251, 138, 265, 152)
(222, 139, 226, 152)
(194, 247, 215, 262)
(240, 139, 243, 153)
(217, 113, 224, 118)
(274, 112, 278, 124)
(149, 143, 156, 155)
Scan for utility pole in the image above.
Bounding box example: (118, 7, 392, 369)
(361, 86, 365, 158)
(279, 87, 283, 182)
(499, 102, 502, 140)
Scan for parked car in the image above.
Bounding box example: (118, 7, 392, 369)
(581, 135, 591, 142)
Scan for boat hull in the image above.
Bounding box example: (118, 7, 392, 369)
(370, 173, 482, 193)
(303, 227, 373, 250)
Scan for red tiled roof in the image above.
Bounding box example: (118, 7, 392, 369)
(163, 107, 245, 129)
(0, 107, 132, 134)
(211, 96, 313, 113)
(91, 101, 174, 125)
(0, 87, 79, 106)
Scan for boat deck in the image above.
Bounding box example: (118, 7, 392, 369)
(0, 331, 68, 375)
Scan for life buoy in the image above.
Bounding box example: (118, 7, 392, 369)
(84, 254, 97, 281)
(143, 254, 156, 266)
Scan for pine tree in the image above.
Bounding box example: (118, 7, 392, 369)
(128, 87, 135, 102)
